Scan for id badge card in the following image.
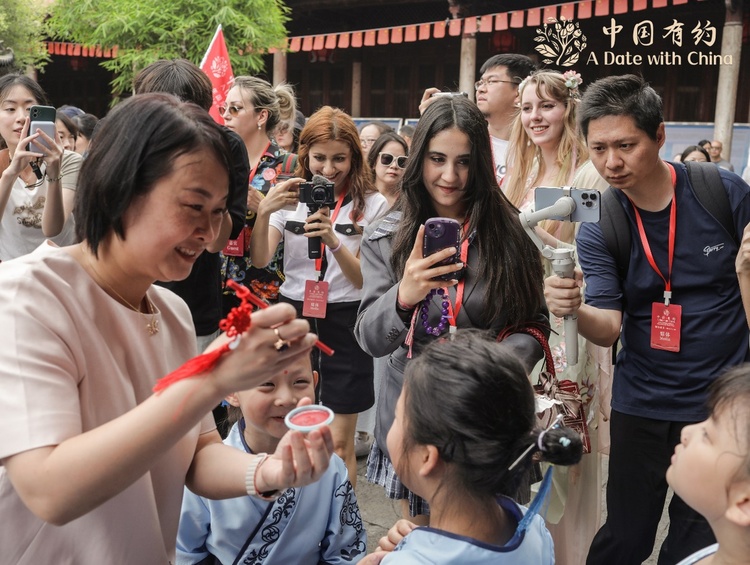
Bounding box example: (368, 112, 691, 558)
(223, 230, 244, 257)
(303, 280, 329, 318)
(651, 302, 682, 352)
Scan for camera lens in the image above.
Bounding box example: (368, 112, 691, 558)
(428, 222, 444, 237)
(590, 193, 598, 201)
(311, 186, 327, 203)
(581, 193, 589, 200)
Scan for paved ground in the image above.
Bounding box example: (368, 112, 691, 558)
(356, 454, 671, 564)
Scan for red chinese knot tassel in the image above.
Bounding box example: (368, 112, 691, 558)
(152, 280, 257, 393)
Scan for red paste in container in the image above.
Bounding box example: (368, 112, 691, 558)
(289, 409, 330, 427)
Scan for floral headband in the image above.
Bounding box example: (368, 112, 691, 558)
(563, 71, 583, 97)
(518, 70, 583, 98)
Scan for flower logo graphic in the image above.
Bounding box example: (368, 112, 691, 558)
(534, 18, 588, 67)
(209, 56, 229, 79)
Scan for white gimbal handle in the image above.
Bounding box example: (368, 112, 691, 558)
(519, 194, 579, 366)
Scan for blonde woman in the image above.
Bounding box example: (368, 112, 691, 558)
(503, 69, 610, 565)
(221, 77, 297, 311)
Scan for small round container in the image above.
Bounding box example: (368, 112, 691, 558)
(285, 405, 335, 432)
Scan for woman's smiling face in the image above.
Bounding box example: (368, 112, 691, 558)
(307, 139, 352, 192)
(520, 83, 566, 150)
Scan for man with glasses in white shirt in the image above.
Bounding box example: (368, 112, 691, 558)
(420, 53, 536, 184)
(474, 54, 536, 184)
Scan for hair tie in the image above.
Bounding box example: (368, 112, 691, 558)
(537, 430, 549, 452)
(508, 414, 564, 471)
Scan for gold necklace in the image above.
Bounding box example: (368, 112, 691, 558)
(86, 253, 160, 336)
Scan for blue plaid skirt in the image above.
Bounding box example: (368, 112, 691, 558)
(365, 440, 430, 517)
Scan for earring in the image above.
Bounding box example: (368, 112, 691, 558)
(258, 123, 262, 131)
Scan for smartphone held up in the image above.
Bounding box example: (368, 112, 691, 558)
(423, 217, 464, 281)
(26, 105, 57, 155)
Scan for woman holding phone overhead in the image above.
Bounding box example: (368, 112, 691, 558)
(0, 94, 333, 563)
(355, 95, 549, 523)
(0, 74, 81, 260)
(250, 106, 388, 487)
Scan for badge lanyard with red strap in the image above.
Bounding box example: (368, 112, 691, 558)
(223, 141, 273, 257)
(303, 185, 349, 319)
(445, 237, 470, 334)
(626, 163, 681, 352)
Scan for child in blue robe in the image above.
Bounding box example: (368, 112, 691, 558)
(176, 355, 366, 564)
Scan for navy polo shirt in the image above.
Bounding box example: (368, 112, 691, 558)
(576, 163, 750, 421)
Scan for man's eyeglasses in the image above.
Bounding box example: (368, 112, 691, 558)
(474, 78, 519, 91)
(379, 153, 407, 169)
(219, 105, 244, 116)
(709, 145, 722, 150)
(361, 138, 378, 148)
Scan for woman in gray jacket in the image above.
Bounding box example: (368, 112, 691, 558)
(355, 96, 549, 523)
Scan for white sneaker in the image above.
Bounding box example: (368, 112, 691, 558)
(355, 431, 372, 458)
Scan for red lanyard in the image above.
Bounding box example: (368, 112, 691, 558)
(314, 185, 349, 276)
(627, 163, 677, 306)
(445, 236, 470, 330)
(249, 141, 272, 183)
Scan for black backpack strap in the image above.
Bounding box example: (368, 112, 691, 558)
(599, 186, 631, 281)
(685, 161, 738, 246)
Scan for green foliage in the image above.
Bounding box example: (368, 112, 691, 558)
(45, 0, 290, 97)
(0, 0, 50, 72)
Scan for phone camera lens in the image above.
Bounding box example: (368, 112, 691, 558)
(590, 193, 598, 201)
(581, 193, 589, 200)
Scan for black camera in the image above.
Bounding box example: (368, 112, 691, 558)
(299, 175, 336, 260)
(299, 179, 335, 211)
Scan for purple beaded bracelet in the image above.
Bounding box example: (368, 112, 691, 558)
(420, 288, 451, 336)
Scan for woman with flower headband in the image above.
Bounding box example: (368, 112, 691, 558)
(503, 69, 609, 565)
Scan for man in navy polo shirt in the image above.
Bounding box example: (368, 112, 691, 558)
(544, 74, 750, 565)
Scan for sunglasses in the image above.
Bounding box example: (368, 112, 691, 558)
(218, 105, 244, 117)
(379, 152, 407, 169)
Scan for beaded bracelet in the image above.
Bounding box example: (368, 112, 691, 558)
(46, 172, 64, 183)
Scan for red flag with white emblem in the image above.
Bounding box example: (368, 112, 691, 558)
(199, 25, 234, 125)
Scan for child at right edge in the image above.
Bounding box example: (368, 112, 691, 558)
(667, 365, 750, 564)
(176, 354, 366, 564)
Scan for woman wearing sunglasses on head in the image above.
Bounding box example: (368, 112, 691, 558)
(220, 77, 298, 312)
(367, 132, 408, 209)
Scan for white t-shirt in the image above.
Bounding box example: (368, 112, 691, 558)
(491, 134, 509, 185)
(0, 242, 213, 564)
(269, 191, 388, 302)
(0, 150, 81, 261)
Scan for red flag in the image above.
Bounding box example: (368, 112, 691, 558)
(199, 25, 234, 125)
